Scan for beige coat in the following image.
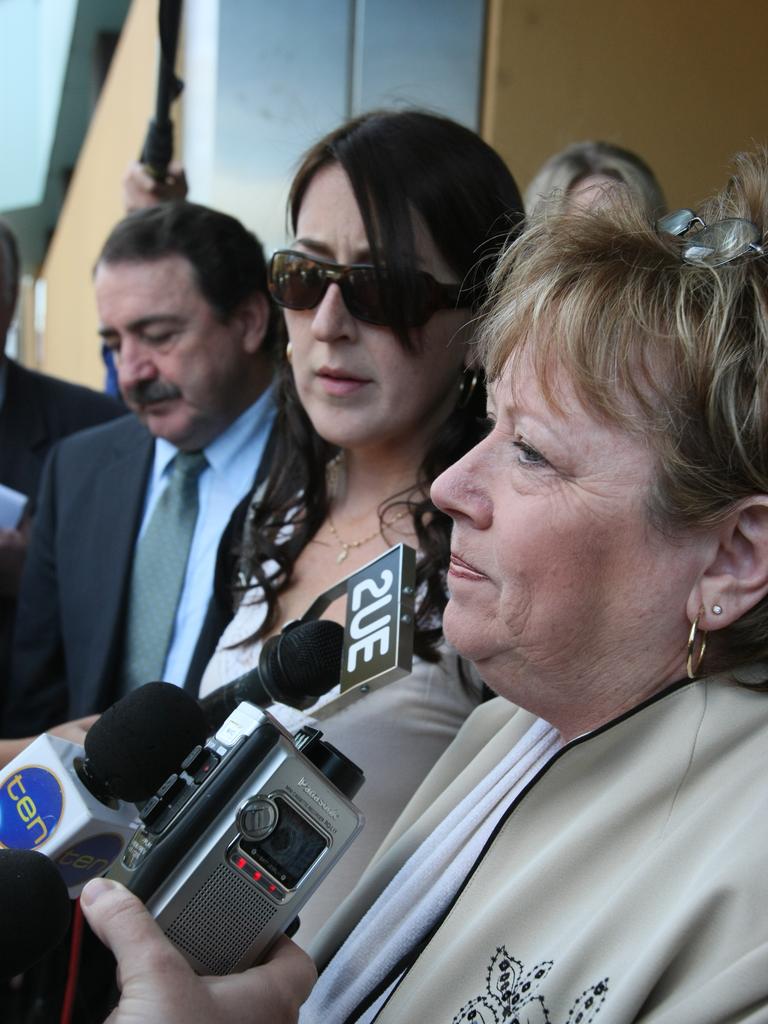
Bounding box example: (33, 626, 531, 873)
(311, 676, 768, 1022)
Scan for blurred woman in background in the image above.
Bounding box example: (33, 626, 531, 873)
(524, 139, 666, 215)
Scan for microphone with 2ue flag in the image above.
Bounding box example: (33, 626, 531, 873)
(106, 544, 418, 975)
(200, 542, 418, 728)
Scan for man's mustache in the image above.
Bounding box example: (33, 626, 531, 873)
(122, 380, 182, 406)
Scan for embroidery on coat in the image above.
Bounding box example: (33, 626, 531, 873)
(452, 946, 609, 1024)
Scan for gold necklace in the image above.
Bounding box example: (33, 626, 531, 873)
(327, 508, 409, 564)
(325, 451, 413, 563)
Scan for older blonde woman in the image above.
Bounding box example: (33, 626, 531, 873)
(83, 150, 768, 1024)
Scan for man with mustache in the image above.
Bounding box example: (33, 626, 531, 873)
(3, 202, 276, 735)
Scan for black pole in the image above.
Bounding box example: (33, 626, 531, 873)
(140, 0, 184, 179)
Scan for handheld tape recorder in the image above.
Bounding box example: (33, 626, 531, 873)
(109, 701, 364, 975)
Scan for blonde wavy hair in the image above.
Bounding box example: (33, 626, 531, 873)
(479, 149, 768, 673)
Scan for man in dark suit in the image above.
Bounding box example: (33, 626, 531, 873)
(4, 202, 278, 736)
(0, 221, 124, 714)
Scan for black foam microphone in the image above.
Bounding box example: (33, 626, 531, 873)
(0, 849, 71, 979)
(82, 681, 209, 803)
(200, 619, 344, 732)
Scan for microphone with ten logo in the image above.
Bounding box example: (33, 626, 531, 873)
(0, 683, 208, 895)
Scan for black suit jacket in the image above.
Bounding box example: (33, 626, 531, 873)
(3, 412, 276, 736)
(0, 360, 124, 716)
(0, 358, 124, 502)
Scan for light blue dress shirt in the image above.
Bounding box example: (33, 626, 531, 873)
(136, 384, 276, 687)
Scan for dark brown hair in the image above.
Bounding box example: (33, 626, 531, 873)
(97, 201, 279, 355)
(236, 110, 524, 660)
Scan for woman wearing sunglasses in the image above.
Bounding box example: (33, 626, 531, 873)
(198, 110, 523, 940)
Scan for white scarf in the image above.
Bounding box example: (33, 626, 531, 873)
(301, 717, 561, 1023)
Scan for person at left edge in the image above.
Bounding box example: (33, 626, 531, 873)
(3, 201, 278, 736)
(0, 220, 124, 720)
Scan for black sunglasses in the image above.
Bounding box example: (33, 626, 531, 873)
(268, 249, 465, 328)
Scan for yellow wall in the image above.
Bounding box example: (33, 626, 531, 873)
(483, 0, 768, 208)
(39, 0, 160, 386)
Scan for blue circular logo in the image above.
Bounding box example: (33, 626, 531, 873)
(56, 834, 125, 887)
(0, 766, 64, 850)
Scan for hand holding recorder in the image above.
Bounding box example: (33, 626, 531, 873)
(81, 877, 316, 1024)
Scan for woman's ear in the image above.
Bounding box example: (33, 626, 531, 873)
(687, 497, 768, 630)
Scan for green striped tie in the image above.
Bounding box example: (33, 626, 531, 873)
(120, 450, 208, 691)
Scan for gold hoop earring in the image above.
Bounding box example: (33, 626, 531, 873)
(285, 340, 293, 364)
(457, 368, 479, 409)
(686, 610, 708, 679)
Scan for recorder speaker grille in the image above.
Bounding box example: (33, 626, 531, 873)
(165, 862, 277, 975)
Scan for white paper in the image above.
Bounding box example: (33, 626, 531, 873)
(0, 482, 28, 528)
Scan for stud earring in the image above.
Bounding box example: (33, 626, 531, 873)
(286, 340, 293, 364)
(712, 604, 723, 615)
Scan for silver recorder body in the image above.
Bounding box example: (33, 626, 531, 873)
(109, 702, 365, 975)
